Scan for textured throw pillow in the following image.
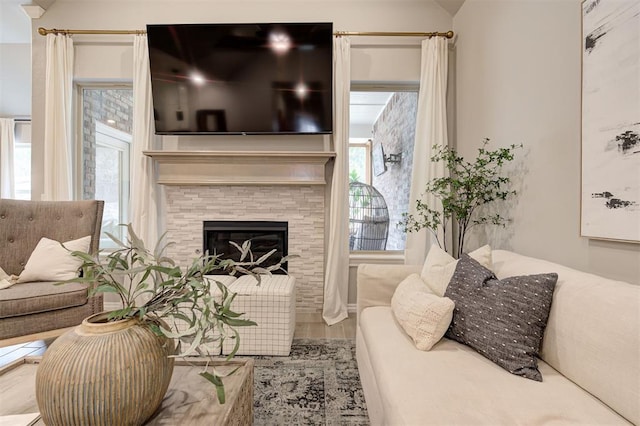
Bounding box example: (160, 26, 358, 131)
(420, 244, 492, 296)
(444, 254, 558, 381)
(17, 236, 91, 283)
(391, 273, 455, 351)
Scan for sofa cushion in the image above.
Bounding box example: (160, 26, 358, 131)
(444, 254, 557, 381)
(492, 250, 640, 425)
(358, 306, 627, 425)
(391, 273, 454, 351)
(420, 244, 492, 296)
(0, 281, 89, 319)
(17, 236, 91, 283)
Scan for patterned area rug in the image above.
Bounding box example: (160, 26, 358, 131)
(252, 338, 370, 425)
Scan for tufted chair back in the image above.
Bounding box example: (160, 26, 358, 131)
(0, 199, 104, 276)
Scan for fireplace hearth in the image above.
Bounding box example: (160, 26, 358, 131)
(203, 220, 288, 274)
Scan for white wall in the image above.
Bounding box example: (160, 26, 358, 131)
(0, 44, 31, 117)
(29, 0, 452, 201)
(453, 0, 639, 284)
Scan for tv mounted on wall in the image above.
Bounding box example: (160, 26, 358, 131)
(146, 22, 333, 135)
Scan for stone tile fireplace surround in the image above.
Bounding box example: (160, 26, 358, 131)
(151, 151, 336, 314)
(164, 185, 324, 313)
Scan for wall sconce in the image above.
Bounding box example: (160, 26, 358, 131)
(384, 152, 402, 164)
(373, 142, 402, 177)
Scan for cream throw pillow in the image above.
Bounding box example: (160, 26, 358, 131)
(0, 266, 18, 289)
(17, 236, 91, 283)
(420, 244, 492, 297)
(391, 273, 455, 351)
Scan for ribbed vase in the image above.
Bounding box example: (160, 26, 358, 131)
(35, 312, 175, 426)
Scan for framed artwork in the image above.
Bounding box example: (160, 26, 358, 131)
(581, 0, 640, 242)
(372, 143, 387, 176)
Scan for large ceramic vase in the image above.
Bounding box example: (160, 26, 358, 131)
(35, 312, 175, 426)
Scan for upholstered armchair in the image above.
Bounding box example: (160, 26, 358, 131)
(0, 199, 104, 341)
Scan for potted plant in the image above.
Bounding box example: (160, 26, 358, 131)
(400, 138, 522, 258)
(35, 224, 292, 426)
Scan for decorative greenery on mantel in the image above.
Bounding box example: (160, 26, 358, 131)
(400, 139, 522, 258)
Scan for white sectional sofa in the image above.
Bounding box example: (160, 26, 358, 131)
(356, 250, 639, 425)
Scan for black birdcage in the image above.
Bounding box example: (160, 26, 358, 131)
(349, 181, 389, 251)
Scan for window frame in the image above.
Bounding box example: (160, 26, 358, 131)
(74, 83, 132, 200)
(348, 83, 419, 260)
(13, 120, 32, 200)
(74, 83, 133, 249)
(348, 138, 372, 185)
(94, 121, 132, 248)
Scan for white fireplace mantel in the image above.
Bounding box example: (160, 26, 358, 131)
(143, 150, 336, 186)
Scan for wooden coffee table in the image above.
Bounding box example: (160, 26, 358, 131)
(0, 357, 254, 425)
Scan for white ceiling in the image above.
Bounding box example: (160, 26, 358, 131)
(433, 0, 465, 17)
(350, 91, 393, 127)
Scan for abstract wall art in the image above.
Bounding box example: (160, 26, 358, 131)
(581, 0, 640, 242)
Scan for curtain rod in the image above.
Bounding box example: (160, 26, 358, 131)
(335, 30, 453, 38)
(38, 27, 454, 39)
(38, 28, 145, 36)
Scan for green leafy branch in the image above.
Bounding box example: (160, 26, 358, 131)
(399, 139, 522, 258)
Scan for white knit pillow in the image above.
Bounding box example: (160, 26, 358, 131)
(17, 236, 91, 283)
(420, 244, 492, 296)
(391, 273, 455, 351)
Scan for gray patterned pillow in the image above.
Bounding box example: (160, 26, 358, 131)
(444, 254, 557, 381)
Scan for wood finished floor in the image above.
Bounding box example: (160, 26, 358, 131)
(0, 314, 357, 368)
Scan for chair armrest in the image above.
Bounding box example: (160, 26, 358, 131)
(356, 264, 421, 321)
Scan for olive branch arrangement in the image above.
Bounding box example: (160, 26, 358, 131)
(64, 224, 295, 403)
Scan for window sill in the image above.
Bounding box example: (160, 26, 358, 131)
(349, 250, 405, 266)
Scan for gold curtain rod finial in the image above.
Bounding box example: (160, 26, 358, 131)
(38, 27, 47, 36)
(446, 30, 454, 39)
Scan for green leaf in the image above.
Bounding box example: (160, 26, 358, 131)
(224, 317, 258, 327)
(254, 249, 276, 265)
(199, 372, 226, 404)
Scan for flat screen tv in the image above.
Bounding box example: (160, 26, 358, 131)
(146, 22, 333, 135)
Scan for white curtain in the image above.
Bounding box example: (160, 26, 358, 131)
(322, 36, 351, 325)
(404, 36, 450, 265)
(43, 34, 74, 201)
(0, 118, 15, 198)
(131, 34, 161, 250)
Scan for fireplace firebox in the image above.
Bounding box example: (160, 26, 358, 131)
(203, 221, 288, 274)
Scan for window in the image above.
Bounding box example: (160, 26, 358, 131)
(348, 88, 418, 252)
(78, 86, 134, 248)
(14, 121, 31, 200)
(349, 139, 371, 184)
(94, 122, 131, 247)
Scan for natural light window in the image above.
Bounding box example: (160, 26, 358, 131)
(14, 121, 31, 200)
(79, 86, 133, 249)
(349, 138, 371, 184)
(94, 122, 131, 247)
(348, 88, 418, 251)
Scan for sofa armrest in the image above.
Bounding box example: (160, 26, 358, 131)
(356, 264, 420, 322)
